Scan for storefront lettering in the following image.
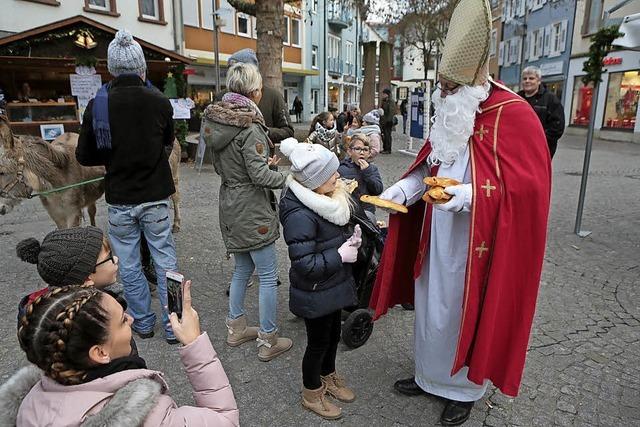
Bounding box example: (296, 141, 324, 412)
(602, 57, 623, 65)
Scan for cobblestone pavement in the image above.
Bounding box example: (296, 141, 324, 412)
(0, 131, 638, 426)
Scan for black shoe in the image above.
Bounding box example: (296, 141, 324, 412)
(133, 329, 154, 339)
(401, 303, 415, 311)
(394, 377, 428, 396)
(166, 337, 180, 345)
(440, 400, 474, 426)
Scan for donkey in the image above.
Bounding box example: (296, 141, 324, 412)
(0, 115, 182, 231)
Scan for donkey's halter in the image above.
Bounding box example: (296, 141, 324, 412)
(0, 153, 28, 198)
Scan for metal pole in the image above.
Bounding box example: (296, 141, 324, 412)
(574, 80, 600, 237)
(212, 0, 221, 94)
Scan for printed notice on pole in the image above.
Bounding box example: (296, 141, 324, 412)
(69, 74, 102, 98)
(69, 74, 102, 124)
(170, 98, 195, 119)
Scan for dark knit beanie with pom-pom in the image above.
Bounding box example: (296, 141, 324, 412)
(16, 226, 104, 287)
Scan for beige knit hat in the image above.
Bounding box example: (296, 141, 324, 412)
(439, 0, 492, 86)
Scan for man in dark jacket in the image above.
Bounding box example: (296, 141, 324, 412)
(223, 49, 294, 148)
(518, 66, 565, 159)
(380, 88, 395, 153)
(76, 30, 178, 344)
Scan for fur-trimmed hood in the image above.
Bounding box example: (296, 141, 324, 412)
(203, 101, 268, 153)
(283, 175, 352, 226)
(0, 364, 163, 427)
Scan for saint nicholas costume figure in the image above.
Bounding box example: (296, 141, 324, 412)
(370, 0, 552, 425)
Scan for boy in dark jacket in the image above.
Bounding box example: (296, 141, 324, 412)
(278, 138, 362, 421)
(76, 30, 179, 344)
(337, 134, 383, 220)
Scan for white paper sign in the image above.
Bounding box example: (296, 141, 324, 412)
(169, 98, 194, 119)
(69, 74, 102, 98)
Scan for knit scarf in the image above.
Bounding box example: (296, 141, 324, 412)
(314, 121, 338, 143)
(222, 92, 265, 123)
(92, 75, 154, 150)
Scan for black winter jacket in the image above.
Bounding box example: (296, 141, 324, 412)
(518, 86, 565, 158)
(76, 75, 175, 204)
(279, 188, 357, 319)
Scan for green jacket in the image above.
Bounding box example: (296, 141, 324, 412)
(202, 101, 288, 253)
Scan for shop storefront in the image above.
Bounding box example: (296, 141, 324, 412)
(0, 15, 189, 137)
(565, 49, 640, 143)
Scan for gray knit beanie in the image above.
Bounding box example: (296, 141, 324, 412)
(16, 226, 104, 287)
(280, 137, 339, 190)
(108, 30, 147, 77)
(228, 48, 259, 67)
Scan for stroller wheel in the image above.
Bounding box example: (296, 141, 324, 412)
(341, 309, 374, 349)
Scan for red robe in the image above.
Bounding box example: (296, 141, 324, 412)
(369, 83, 551, 397)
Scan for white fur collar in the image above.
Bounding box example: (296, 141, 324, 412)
(287, 176, 351, 226)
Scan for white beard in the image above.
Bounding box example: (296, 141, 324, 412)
(428, 83, 491, 166)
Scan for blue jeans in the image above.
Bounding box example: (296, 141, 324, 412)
(228, 242, 278, 333)
(108, 200, 178, 338)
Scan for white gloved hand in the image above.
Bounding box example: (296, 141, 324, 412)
(338, 240, 358, 263)
(434, 184, 472, 213)
(379, 184, 406, 214)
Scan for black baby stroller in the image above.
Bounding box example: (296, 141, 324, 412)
(340, 205, 386, 349)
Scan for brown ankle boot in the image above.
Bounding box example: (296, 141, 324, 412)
(256, 330, 293, 361)
(321, 372, 356, 403)
(226, 315, 258, 347)
(302, 385, 342, 420)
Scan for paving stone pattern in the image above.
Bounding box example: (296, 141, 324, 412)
(0, 131, 638, 426)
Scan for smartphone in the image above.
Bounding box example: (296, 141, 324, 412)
(166, 271, 184, 319)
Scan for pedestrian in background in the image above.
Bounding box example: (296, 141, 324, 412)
(306, 112, 341, 157)
(202, 62, 292, 361)
(353, 109, 383, 159)
(379, 88, 395, 154)
(293, 95, 303, 123)
(400, 99, 408, 134)
(518, 66, 565, 159)
(279, 138, 361, 420)
(76, 30, 178, 344)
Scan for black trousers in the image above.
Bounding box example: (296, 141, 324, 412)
(302, 310, 342, 389)
(382, 124, 393, 152)
(548, 139, 558, 159)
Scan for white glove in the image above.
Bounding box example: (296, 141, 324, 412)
(379, 185, 406, 214)
(434, 184, 472, 213)
(338, 225, 362, 263)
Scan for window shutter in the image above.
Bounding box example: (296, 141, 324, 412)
(543, 25, 551, 56)
(560, 19, 568, 52)
(524, 32, 530, 62)
(498, 41, 504, 66)
(518, 0, 526, 17)
(536, 28, 544, 59)
(516, 37, 522, 64)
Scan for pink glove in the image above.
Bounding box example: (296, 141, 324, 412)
(338, 225, 362, 263)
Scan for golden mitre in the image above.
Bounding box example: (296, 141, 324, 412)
(439, 0, 492, 86)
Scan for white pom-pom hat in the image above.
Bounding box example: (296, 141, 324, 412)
(280, 137, 339, 190)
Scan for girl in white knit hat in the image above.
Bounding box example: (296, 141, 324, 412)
(278, 137, 362, 420)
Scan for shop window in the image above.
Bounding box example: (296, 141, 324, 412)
(545, 81, 564, 101)
(138, 0, 166, 24)
(603, 71, 640, 130)
(399, 87, 408, 100)
(237, 14, 250, 37)
(84, 0, 119, 16)
(291, 18, 301, 47)
(570, 77, 593, 126)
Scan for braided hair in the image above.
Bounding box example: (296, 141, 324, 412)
(17, 284, 110, 385)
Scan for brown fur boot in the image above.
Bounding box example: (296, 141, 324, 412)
(256, 330, 292, 361)
(302, 385, 342, 420)
(321, 372, 355, 403)
(226, 315, 258, 347)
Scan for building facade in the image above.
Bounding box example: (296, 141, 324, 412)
(499, 0, 576, 102)
(0, 0, 179, 50)
(488, 0, 503, 79)
(565, 0, 640, 142)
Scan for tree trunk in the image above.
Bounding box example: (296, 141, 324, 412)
(255, 0, 284, 93)
(378, 41, 393, 105)
(360, 41, 377, 113)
